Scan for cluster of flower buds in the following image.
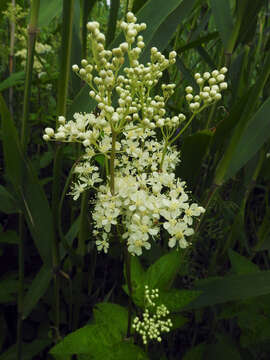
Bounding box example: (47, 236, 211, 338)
(185, 67, 228, 112)
(132, 286, 173, 344)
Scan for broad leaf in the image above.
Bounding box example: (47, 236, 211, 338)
(93, 303, 128, 338)
(228, 249, 260, 275)
(159, 288, 201, 312)
(189, 270, 270, 309)
(146, 250, 184, 290)
(38, 0, 62, 27)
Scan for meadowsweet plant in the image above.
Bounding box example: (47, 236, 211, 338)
(43, 12, 228, 256)
(132, 285, 173, 345)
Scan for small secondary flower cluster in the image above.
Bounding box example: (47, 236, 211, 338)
(133, 286, 172, 344)
(43, 12, 227, 256)
(185, 68, 228, 112)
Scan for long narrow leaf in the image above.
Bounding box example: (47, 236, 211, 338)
(0, 94, 54, 264)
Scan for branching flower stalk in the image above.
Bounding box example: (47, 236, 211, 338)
(133, 286, 173, 345)
(43, 12, 228, 258)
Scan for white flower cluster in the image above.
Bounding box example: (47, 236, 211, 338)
(16, 42, 52, 72)
(92, 129, 205, 255)
(185, 68, 228, 112)
(43, 12, 225, 256)
(133, 286, 172, 344)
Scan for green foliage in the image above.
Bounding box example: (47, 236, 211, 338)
(50, 302, 148, 359)
(1, 0, 270, 359)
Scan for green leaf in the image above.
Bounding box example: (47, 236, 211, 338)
(70, 0, 82, 96)
(189, 270, 270, 309)
(228, 250, 260, 275)
(0, 185, 19, 214)
(146, 250, 184, 290)
(170, 313, 187, 329)
(178, 32, 219, 53)
(51, 321, 148, 359)
(93, 303, 128, 338)
(182, 343, 207, 360)
(209, 0, 234, 51)
(123, 256, 146, 307)
(224, 97, 270, 181)
(0, 339, 51, 360)
(140, 0, 197, 63)
(0, 94, 54, 264)
(214, 52, 270, 185)
(38, 0, 62, 27)
(0, 230, 19, 244)
(0, 276, 18, 304)
(179, 130, 213, 188)
(159, 288, 201, 312)
(50, 324, 118, 356)
(22, 265, 52, 319)
(106, 0, 120, 46)
(0, 71, 25, 92)
(104, 342, 148, 360)
(207, 336, 242, 360)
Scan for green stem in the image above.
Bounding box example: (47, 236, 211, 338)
(21, 0, 40, 151)
(57, 0, 75, 116)
(160, 109, 202, 170)
(17, 213, 24, 360)
(18, 2, 40, 359)
(110, 131, 117, 195)
(51, 0, 75, 339)
(124, 246, 132, 337)
(73, 190, 90, 329)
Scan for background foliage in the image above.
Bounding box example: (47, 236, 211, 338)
(0, 0, 270, 359)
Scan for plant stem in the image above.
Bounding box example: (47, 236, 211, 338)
(110, 131, 117, 195)
(9, 0, 16, 116)
(52, 0, 75, 339)
(124, 245, 132, 337)
(73, 189, 90, 329)
(21, 0, 40, 151)
(18, 2, 40, 359)
(17, 213, 24, 360)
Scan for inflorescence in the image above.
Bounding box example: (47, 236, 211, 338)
(43, 12, 228, 256)
(132, 285, 173, 344)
